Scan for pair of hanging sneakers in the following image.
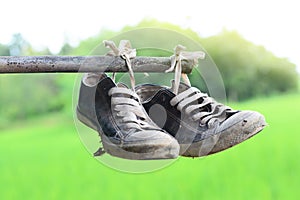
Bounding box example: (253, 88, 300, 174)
(76, 40, 266, 160)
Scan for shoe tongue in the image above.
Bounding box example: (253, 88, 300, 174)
(117, 82, 129, 88)
(116, 82, 137, 99)
(170, 79, 206, 110)
(83, 73, 107, 87)
(170, 80, 191, 94)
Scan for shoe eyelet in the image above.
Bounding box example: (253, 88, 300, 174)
(199, 122, 206, 127)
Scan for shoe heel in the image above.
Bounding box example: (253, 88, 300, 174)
(76, 108, 98, 131)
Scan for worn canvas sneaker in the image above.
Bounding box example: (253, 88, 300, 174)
(135, 81, 266, 157)
(76, 73, 180, 160)
(77, 73, 104, 131)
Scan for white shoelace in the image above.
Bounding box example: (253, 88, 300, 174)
(165, 44, 205, 95)
(109, 87, 161, 138)
(170, 87, 232, 128)
(165, 44, 231, 128)
(104, 40, 136, 91)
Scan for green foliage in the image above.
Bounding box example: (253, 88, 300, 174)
(71, 29, 117, 55)
(123, 18, 202, 40)
(59, 43, 74, 55)
(9, 33, 26, 56)
(0, 74, 64, 128)
(0, 35, 64, 127)
(0, 20, 298, 126)
(68, 19, 298, 101)
(1, 94, 300, 199)
(201, 30, 298, 100)
(0, 44, 10, 56)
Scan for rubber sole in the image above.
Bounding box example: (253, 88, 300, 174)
(101, 135, 180, 160)
(180, 125, 265, 157)
(77, 108, 179, 160)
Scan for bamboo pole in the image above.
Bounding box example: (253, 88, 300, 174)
(0, 56, 195, 74)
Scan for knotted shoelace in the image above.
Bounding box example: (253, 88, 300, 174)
(165, 44, 205, 95)
(170, 87, 232, 129)
(104, 40, 136, 91)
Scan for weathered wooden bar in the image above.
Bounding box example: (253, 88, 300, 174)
(0, 56, 195, 74)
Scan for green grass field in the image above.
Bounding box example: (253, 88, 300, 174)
(0, 93, 300, 200)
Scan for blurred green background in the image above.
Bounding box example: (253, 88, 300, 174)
(0, 20, 299, 199)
